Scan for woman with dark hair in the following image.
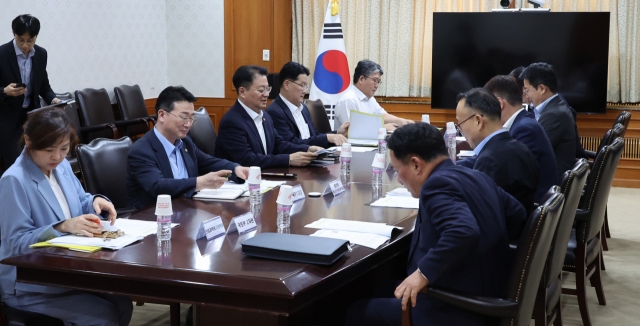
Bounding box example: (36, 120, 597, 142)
(0, 108, 132, 325)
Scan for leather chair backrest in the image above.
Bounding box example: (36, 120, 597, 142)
(306, 99, 332, 134)
(597, 123, 625, 153)
(187, 107, 217, 157)
(614, 111, 631, 137)
(65, 102, 84, 145)
(544, 159, 589, 285)
(76, 137, 133, 210)
(267, 73, 280, 99)
(578, 137, 625, 242)
(114, 84, 149, 120)
(503, 190, 564, 326)
(75, 88, 116, 126)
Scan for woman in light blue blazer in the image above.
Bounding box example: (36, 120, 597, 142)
(0, 108, 132, 326)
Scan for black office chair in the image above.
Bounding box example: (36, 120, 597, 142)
(187, 107, 217, 156)
(306, 99, 333, 134)
(402, 189, 564, 326)
(114, 84, 155, 137)
(534, 159, 589, 326)
(266, 73, 280, 99)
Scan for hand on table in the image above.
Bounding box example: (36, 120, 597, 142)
(196, 170, 232, 191)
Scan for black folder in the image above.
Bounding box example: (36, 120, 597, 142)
(241, 233, 350, 265)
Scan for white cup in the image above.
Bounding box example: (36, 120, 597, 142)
(154, 194, 173, 215)
(340, 143, 352, 157)
(248, 166, 261, 185)
(276, 185, 294, 205)
(371, 153, 386, 168)
(422, 114, 430, 124)
(377, 127, 387, 140)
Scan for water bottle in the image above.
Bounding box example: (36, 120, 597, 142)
(377, 127, 387, 154)
(157, 215, 172, 241)
(277, 203, 292, 229)
(445, 122, 457, 162)
(372, 167, 383, 187)
(249, 184, 261, 202)
(248, 166, 261, 203)
(340, 157, 351, 176)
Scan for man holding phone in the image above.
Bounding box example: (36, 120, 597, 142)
(1, 14, 61, 174)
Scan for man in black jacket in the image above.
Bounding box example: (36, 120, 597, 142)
(0, 15, 61, 173)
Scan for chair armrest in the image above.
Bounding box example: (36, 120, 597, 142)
(427, 287, 518, 318)
(80, 123, 117, 138)
(584, 150, 596, 160)
(574, 208, 590, 222)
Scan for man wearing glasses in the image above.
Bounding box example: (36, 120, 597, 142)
(126, 86, 250, 209)
(455, 88, 539, 215)
(266, 61, 349, 147)
(215, 65, 321, 169)
(0, 15, 62, 174)
(334, 60, 413, 131)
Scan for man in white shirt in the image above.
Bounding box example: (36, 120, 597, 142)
(267, 61, 348, 147)
(334, 60, 413, 131)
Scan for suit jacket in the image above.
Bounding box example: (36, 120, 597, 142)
(537, 96, 577, 179)
(509, 110, 559, 203)
(473, 131, 539, 215)
(408, 159, 526, 326)
(0, 151, 100, 295)
(0, 41, 56, 168)
(127, 130, 240, 209)
(557, 94, 587, 159)
(265, 96, 329, 148)
(215, 101, 310, 168)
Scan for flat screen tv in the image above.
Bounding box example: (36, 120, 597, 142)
(431, 12, 610, 114)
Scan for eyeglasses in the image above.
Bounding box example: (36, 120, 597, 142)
(454, 113, 482, 133)
(14, 37, 36, 46)
(365, 76, 382, 85)
(164, 110, 198, 126)
(255, 86, 272, 95)
(288, 80, 309, 92)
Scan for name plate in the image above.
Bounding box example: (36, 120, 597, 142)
(322, 179, 345, 196)
(227, 212, 258, 235)
(196, 216, 226, 240)
(291, 185, 305, 202)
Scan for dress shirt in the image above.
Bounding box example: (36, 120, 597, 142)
(334, 85, 387, 128)
(13, 40, 35, 108)
(238, 100, 267, 154)
(153, 127, 188, 179)
(45, 172, 72, 220)
(533, 94, 559, 120)
(473, 129, 508, 156)
(279, 94, 311, 139)
(503, 108, 526, 131)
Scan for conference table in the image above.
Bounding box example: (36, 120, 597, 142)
(3, 150, 427, 325)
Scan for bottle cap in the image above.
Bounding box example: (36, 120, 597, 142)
(377, 127, 387, 140)
(371, 153, 386, 169)
(276, 185, 294, 205)
(154, 194, 173, 216)
(340, 143, 352, 157)
(248, 166, 261, 185)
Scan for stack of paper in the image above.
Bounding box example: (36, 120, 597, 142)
(385, 187, 412, 197)
(306, 218, 403, 249)
(193, 188, 245, 200)
(328, 146, 376, 153)
(209, 181, 287, 198)
(370, 196, 419, 209)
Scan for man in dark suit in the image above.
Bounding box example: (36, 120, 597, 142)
(455, 88, 539, 214)
(215, 65, 321, 169)
(266, 61, 348, 147)
(346, 123, 526, 326)
(520, 63, 577, 179)
(127, 86, 249, 209)
(484, 75, 558, 203)
(0, 15, 61, 173)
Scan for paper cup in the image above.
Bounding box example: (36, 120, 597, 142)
(340, 143, 352, 158)
(248, 166, 261, 185)
(154, 194, 173, 215)
(371, 153, 386, 168)
(421, 114, 430, 124)
(377, 127, 387, 140)
(276, 185, 294, 205)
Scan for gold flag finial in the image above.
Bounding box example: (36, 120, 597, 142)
(331, 0, 339, 16)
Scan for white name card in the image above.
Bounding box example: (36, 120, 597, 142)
(291, 185, 305, 202)
(226, 212, 258, 235)
(323, 179, 345, 196)
(196, 216, 226, 240)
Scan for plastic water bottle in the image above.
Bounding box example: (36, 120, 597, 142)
(340, 157, 351, 176)
(445, 122, 457, 162)
(377, 127, 387, 154)
(248, 166, 261, 203)
(372, 167, 383, 187)
(277, 203, 292, 229)
(157, 215, 172, 241)
(249, 184, 261, 202)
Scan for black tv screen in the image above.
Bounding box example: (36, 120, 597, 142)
(431, 12, 610, 114)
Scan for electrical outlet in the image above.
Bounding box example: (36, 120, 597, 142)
(262, 49, 270, 61)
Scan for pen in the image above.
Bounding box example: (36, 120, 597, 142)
(261, 172, 297, 177)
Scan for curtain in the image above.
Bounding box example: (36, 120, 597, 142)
(292, 0, 639, 102)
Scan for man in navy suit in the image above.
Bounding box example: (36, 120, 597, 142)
(127, 86, 249, 209)
(455, 88, 539, 215)
(484, 75, 558, 203)
(215, 65, 321, 169)
(520, 63, 577, 179)
(266, 61, 349, 147)
(346, 123, 526, 326)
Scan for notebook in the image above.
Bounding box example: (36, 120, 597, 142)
(241, 233, 351, 265)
